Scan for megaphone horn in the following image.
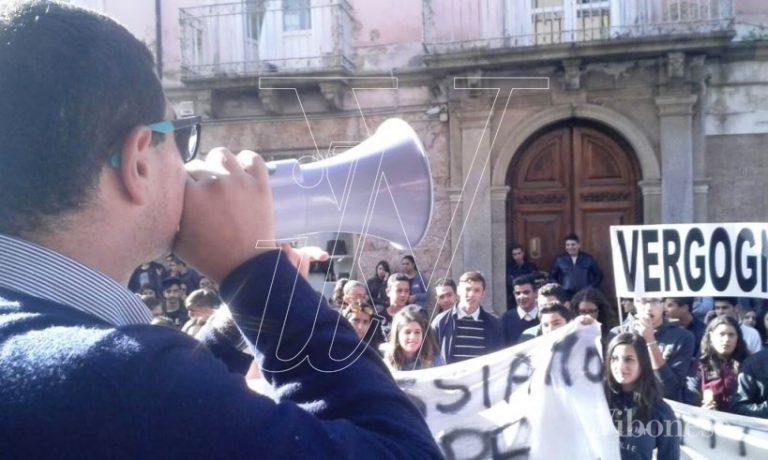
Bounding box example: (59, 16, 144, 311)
(267, 118, 433, 248)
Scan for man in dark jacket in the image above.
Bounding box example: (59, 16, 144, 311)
(664, 297, 706, 358)
(506, 243, 538, 308)
(731, 348, 768, 418)
(0, 3, 441, 458)
(549, 233, 603, 300)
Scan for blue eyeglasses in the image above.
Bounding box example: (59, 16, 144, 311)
(108, 116, 202, 168)
(147, 116, 202, 163)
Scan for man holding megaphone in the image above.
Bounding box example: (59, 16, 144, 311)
(0, 3, 440, 458)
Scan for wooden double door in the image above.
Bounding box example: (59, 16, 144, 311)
(506, 121, 641, 302)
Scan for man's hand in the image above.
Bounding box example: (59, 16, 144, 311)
(280, 244, 329, 281)
(633, 314, 656, 343)
(174, 148, 276, 284)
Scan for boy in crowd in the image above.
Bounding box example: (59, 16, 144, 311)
(501, 275, 539, 345)
(432, 271, 504, 364)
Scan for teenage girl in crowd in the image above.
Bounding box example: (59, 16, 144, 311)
(687, 315, 749, 411)
(572, 287, 617, 349)
(384, 305, 443, 371)
(605, 332, 680, 460)
(366, 260, 391, 310)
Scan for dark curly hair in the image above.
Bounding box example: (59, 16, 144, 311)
(0, 1, 165, 236)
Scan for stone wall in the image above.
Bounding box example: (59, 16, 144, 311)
(707, 133, 768, 222)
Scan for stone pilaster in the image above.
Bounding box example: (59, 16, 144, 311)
(655, 94, 698, 223)
(639, 179, 662, 225)
(491, 185, 510, 315)
(454, 112, 494, 308)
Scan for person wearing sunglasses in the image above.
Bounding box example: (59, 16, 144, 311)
(0, 3, 440, 459)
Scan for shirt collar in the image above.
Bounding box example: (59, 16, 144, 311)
(456, 304, 481, 320)
(0, 233, 152, 326)
(518, 305, 538, 321)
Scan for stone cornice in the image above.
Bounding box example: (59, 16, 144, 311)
(655, 95, 698, 116)
(491, 186, 510, 201)
(423, 31, 735, 72)
(638, 179, 662, 196)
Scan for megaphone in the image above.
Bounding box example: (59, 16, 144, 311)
(267, 118, 433, 249)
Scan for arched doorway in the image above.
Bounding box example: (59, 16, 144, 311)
(505, 120, 642, 304)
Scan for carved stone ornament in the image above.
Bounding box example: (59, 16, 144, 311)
(259, 88, 282, 114)
(319, 81, 346, 111)
(667, 52, 685, 80)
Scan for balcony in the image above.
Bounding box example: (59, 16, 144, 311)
(423, 0, 735, 56)
(180, 0, 354, 81)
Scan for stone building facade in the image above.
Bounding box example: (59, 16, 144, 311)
(85, 0, 768, 312)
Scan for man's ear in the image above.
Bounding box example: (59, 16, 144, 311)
(114, 126, 153, 205)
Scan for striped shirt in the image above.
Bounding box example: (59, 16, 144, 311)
(0, 233, 152, 326)
(450, 316, 488, 362)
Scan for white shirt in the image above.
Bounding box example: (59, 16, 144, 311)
(456, 304, 481, 320)
(0, 233, 152, 326)
(741, 324, 763, 355)
(517, 305, 538, 322)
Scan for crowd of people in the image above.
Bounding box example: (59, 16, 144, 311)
(4, 2, 764, 457)
(252, 234, 763, 460)
(127, 232, 768, 459)
(129, 253, 221, 334)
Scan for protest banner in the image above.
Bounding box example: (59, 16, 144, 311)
(392, 322, 768, 459)
(666, 399, 768, 460)
(393, 322, 621, 460)
(610, 223, 768, 298)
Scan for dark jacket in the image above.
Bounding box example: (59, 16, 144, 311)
(431, 306, 505, 364)
(608, 391, 680, 460)
(685, 317, 707, 359)
(408, 272, 429, 307)
(0, 251, 441, 459)
(366, 276, 388, 309)
(610, 319, 695, 402)
(549, 251, 603, 298)
(517, 324, 542, 343)
(501, 309, 540, 345)
(731, 348, 768, 418)
(127, 261, 165, 294)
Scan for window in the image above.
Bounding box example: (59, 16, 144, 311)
(283, 0, 311, 32)
(245, 0, 263, 40)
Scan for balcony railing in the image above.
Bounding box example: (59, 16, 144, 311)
(423, 0, 734, 54)
(180, 0, 354, 80)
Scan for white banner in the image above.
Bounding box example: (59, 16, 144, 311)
(666, 399, 768, 460)
(393, 323, 768, 459)
(393, 322, 621, 459)
(610, 223, 768, 298)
